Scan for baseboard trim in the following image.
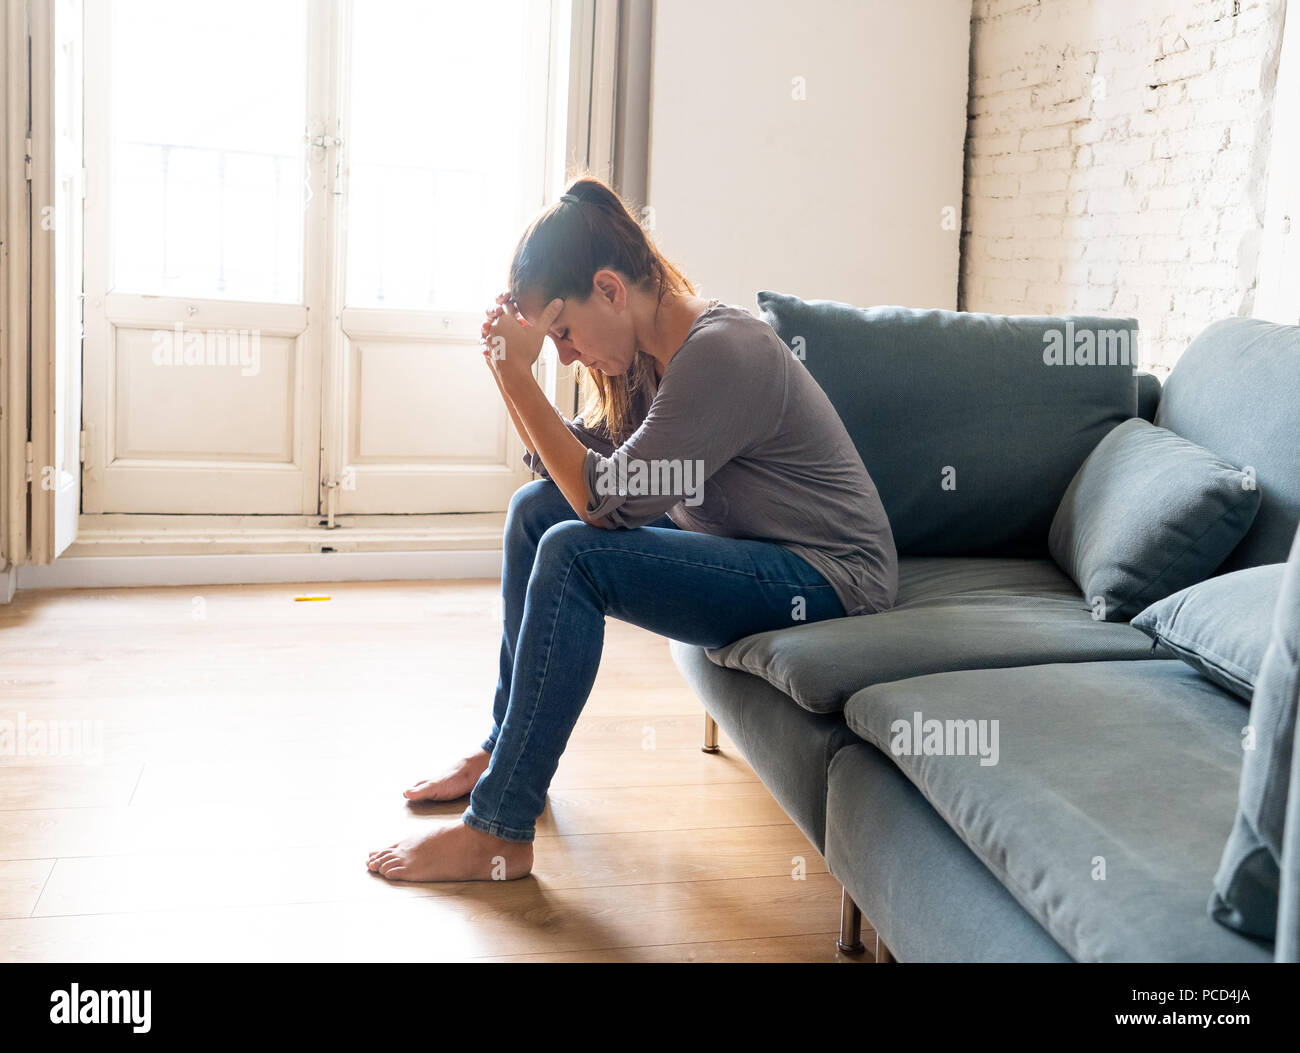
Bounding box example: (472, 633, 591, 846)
(13, 548, 503, 591)
(64, 511, 506, 557)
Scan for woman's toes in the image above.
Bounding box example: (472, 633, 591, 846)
(404, 780, 444, 802)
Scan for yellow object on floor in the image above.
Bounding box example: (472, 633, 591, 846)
(294, 595, 331, 601)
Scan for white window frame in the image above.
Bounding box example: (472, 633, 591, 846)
(4, 0, 623, 579)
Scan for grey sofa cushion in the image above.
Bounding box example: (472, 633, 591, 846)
(826, 743, 1071, 962)
(844, 660, 1272, 962)
(1132, 564, 1284, 701)
(1211, 526, 1300, 940)
(1049, 418, 1260, 622)
(756, 292, 1138, 556)
(706, 556, 1158, 713)
(1156, 317, 1300, 571)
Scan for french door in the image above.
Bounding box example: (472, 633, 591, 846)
(80, 0, 569, 518)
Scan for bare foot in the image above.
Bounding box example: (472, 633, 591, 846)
(404, 748, 491, 803)
(367, 821, 533, 882)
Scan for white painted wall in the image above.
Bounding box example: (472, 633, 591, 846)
(646, 0, 970, 313)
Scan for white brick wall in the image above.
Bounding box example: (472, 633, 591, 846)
(961, 0, 1289, 374)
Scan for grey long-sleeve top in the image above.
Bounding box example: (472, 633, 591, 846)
(524, 302, 898, 616)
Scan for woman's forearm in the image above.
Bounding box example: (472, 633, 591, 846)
(499, 370, 607, 527)
(489, 364, 538, 457)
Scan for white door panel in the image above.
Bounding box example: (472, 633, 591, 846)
(353, 347, 503, 464)
(334, 307, 528, 514)
(327, 0, 557, 515)
(114, 330, 296, 460)
(90, 297, 308, 512)
(81, 0, 322, 515)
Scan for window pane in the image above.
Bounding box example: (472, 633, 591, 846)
(346, 0, 548, 311)
(109, 0, 307, 302)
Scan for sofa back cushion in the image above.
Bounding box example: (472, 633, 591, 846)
(757, 292, 1139, 556)
(1156, 318, 1300, 570)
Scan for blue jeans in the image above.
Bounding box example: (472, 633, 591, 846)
(461, 479, 846, 842)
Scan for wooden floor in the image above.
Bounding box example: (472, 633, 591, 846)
(0, 577, 867, 962)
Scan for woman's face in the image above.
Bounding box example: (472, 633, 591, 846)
(516, 270, 637, 375)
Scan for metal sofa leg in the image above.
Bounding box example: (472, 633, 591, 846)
(837, 887, 865, 954)
(874, 933, 896, 963)
(702, 712, 720, 753)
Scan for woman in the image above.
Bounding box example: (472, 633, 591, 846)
(367, 177, 897, 882)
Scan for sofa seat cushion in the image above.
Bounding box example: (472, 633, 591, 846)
(705, 556, 1158, 713)
(843, 660, 1273, 962)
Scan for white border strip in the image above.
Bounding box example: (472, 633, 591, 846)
(14, 548, 503, 591)
(1256, 1, 1300, 325)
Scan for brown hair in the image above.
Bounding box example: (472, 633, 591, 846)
(507, 175, 694, 440)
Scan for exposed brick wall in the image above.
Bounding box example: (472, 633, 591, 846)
(960, 0, 1289, 374)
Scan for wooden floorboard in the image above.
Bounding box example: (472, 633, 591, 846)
(0, 578, 860, 962)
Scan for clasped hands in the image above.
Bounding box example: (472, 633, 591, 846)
(479, 291, 564, 390)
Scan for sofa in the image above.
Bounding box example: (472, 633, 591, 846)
(670, 294, 1300, 962)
